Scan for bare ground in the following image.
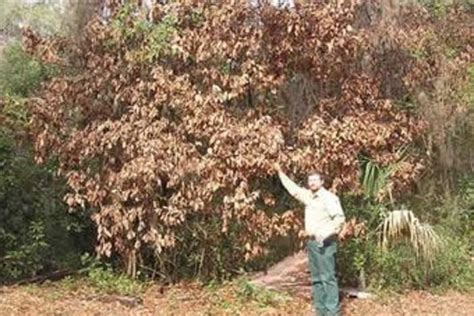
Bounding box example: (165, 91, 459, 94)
(0, 281, 473, 316)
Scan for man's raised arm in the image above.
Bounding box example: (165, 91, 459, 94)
(274, 164, 312, 205)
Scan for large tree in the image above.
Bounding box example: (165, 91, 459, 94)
(25, 0, 429, 277)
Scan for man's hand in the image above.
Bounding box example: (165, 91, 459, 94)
(273, 162, 281, 172)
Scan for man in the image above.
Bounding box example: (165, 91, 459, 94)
(274, 164, 345, 316)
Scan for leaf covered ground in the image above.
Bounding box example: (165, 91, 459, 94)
(0, 279, 472, 316)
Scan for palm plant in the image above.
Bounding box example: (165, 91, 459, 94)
(360, 147, 408, 203)
(359, 150, 442, 263)
(379, 209, 441, 263)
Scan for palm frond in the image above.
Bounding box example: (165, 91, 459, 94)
(360, 147, 409, 202)
(379, 210, 442, 263)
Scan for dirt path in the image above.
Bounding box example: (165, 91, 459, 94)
(251, 251, 311, 296)
(0, 281, 473, 316)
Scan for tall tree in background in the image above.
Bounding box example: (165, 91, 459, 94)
(23, 0, 472, 278)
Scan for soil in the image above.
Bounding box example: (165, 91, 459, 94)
(0, 280, 472, 316)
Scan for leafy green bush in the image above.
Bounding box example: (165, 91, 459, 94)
(235, 278, 288, 308)
(429, 235, 473, 290)
(0, 120, 93, 281)
(337, 193, 474, 291)
(338, 231, 473, 291)
(0, 40, 92, 283)
(0, 41, 57, 97)
(79, 254, 145, 296)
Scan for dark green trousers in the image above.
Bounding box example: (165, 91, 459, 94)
(307, 239, 340, 316)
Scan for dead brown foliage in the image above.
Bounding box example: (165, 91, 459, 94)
(24, 0, 460, 277)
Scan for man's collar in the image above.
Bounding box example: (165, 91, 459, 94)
(312, 187, 325, 198)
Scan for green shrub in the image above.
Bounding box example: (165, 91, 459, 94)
(80, 254, 145, 296)
(0, 41, 57, 97)
(338, 230, 473, 291)
(0, 40, 92, 283)
(0, 124, 93, 282)
(429, 235, 473, 290)
(235, 278, 288, 308)
(337, 188, 474, 292)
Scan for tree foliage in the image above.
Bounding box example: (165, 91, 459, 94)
(0, 81, 91, 284)
(24, 0, 471, 278)
(0, 7, 94, 280)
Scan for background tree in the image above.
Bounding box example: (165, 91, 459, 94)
(25, 0, 431, 279)
(0, 0, 95, 283)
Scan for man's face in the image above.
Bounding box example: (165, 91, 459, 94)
(307, 174, 323, 192)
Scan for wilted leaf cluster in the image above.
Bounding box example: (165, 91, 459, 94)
(25, 1, 438, 277)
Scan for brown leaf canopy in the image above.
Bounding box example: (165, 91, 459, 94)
(25, 1, 431, 271)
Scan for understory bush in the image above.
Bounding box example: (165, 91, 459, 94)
(337, 238, 473, 292)
(0, 41, 57, 97)
(0, 39, 93, 282)
(337, 178, 474, 291)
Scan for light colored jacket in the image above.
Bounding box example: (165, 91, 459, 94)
(278, 170, 346, 245)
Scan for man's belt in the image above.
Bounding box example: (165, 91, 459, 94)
(309, 233, 338, 246)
